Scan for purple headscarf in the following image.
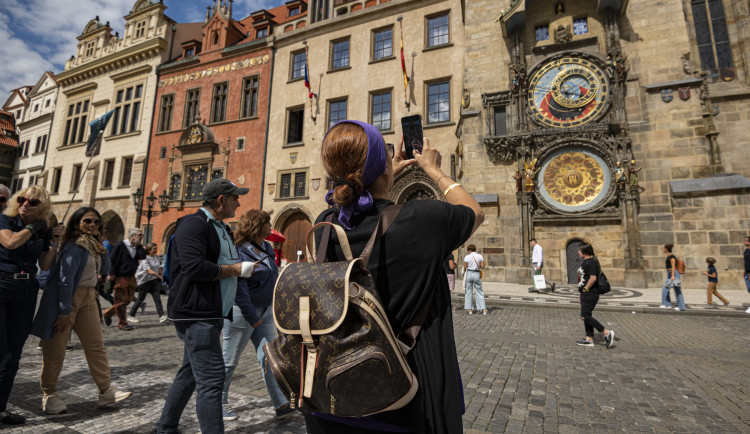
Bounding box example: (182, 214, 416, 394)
(324, 120, 387, 230)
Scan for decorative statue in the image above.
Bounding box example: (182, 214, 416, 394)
(514, 169, 523, 192)
(628, 159, 642, 187)
(555, 1, 564, 14)
(524, 158, 539, 192)
(554, 25, 572, 44)
(615, 161, 626, 189)
(681, 54, 693, 75)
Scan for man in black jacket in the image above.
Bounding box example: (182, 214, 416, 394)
(156, 179, 256, 434)
(103, 228, 147, 330)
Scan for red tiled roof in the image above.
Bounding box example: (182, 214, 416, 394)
(233, 1, 307, 45)
(0, 110, 18, 147)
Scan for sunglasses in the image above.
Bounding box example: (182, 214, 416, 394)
(81, 217, 102, 225)
(17, 196, 42, 207)
(386, 143, 395, 158)
(0, 197, 6, 204)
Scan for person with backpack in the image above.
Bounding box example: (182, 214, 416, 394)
(305, 120, 484, 434)
(660, 243, 686, 311)
(155, 179, 257, 434)
(575, 243, 615, 348)
(463, 244, 487, 315)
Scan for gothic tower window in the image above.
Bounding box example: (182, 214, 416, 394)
(691, 0, 734, 75)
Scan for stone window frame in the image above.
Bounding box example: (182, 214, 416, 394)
(535, 24, 550, 42)
(425, 11, 451, 49)
(327, 98, 348, 129)
(34, 134, 48, 154)
(183, 87, 201, 128)
(110, 82, 144, 136)
(371, 26, 394, 61)
(69, 163, 82, 193)
(62, 96, 91, 146)
(425, 77, 452, 125)
(370, 88, 393, 132)
(134, 20, 147, 39)
(276, 168, 309, 200)
(285, 105, 305, 147)
(50, 167, 62, 195)
(330, 37, 351, 71)
(240, 74, 260, 119)
(210, 81, 229, 124)
(158, 93, 175, 133)
(236, 137, 246, 151)
(290, 50, 306, 81)
(101, 158, 116, 189)
(119, 156, 134, 188)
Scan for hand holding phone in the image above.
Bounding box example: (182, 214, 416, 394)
(401, 115, 424, 159)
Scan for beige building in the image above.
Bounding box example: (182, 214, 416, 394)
(459, 0, 750, 289)
(264, 0, 466, 262)
(43, 0, 194, 242)
(10, 72, 58, 193)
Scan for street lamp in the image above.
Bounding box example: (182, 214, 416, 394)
(133, 187, 170, 243)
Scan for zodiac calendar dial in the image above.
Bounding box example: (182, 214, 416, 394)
(538, 148, 612, 212)
(527, 57, 610, 128)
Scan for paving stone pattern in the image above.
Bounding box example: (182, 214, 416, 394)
(6, 297, 750, 433)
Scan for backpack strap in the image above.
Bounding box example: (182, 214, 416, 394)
(399, 292, 434, 353)
(359, 204, 404, 266)
(314, 214, 334, 264)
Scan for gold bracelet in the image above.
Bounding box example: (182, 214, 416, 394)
(443, 183, 461, 197)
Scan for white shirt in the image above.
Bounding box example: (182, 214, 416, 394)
(123, 238, 136, 258)
(463, 253, 484, 270)
(531, 244, 543, 267)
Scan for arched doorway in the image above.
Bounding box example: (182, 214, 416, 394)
(566, 239, 584, 284)
(281, 212, 312, 263)
(161, 223, 176, 254)
(101, 211, 125, 244)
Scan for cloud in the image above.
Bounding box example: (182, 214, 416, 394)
(0, 13, 54, 100)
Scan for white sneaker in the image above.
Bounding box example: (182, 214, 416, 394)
(159, 315, 168, 323)
(42, 393, 67, 414)
(126, 316, 140, 323)
(745, 306, 750, 314)
(659, 305, 670, 309)
(97, 386, 132, 407)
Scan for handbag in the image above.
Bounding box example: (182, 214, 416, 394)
(470, 253, 482, 279)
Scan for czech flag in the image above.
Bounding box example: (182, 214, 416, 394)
(304, 57, 313, 100)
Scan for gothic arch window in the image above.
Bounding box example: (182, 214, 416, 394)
(691, 0, 733, 76)
(389, 167, 441, 204)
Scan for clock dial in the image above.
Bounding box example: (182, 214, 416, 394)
(538, 148, 612, 212)
(527, 57, 609, 128)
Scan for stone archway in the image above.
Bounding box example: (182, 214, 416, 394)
(101, 210, 125, 244)
(273, 205, 314, 264)
(389, 167, 441, 204)
(161, 223, 176, 253)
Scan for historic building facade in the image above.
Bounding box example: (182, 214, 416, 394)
(1, 86, 32, 186)
(9, 72, 57, 194)
(264, 0, 466, 263)
(459, 0, 750, 288)
(43, 0, 188, 243)
(143, 0, 283, 249)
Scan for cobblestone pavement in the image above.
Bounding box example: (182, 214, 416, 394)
(5, 296, 750, 433)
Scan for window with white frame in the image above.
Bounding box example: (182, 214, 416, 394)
(371, 92, 391, 131)
(373, 28, 393, 60)
(427, 13, 450, 47)
(291, 51, 306, 80)
(427, 81, 450, 124)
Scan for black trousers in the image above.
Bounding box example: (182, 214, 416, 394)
(580, 289, 605, 338)
(129, 279, 164, 317)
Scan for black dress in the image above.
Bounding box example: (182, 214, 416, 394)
(306, 199, 475, 434)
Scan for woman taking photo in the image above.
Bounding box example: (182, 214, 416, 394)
(31, 207, 131, 415)
(660, 243, 686, 311)
(575, 243, 614, 348)
(128, 243, 166, 323)
(0, 186, 60, 425)
(221, 209, 292, 421)
(307, 120, 484, 434)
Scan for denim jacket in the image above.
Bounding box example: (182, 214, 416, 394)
(31, 243, 110, 340)
(235, 241, 279, 325)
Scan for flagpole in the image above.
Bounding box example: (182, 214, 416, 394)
(398, 17, 409, 109)
(61, 130, 102, 223)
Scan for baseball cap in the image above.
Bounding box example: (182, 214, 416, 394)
(202, 178, 249, 200)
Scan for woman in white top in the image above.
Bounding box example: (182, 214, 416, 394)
(128, 243, 166, 323)
(463, 244, 487, 315)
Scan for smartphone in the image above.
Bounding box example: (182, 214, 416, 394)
(401, 114, 424, 159)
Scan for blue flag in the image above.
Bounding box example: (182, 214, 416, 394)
(86, 109, 115, 156)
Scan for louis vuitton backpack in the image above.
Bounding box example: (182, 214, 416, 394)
(263, 205, 426, 418)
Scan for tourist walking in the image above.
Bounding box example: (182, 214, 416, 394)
(156, 178, 256, 434)
(306, 120, 484, 433)
(103, 228, 147, 330)
(660, 243, 686, 311)
(128, 243, 166, 323)
(575, 242, 615, 348)
(464, 244, 487, 315)
(31, 207, 131, 415)
(530, 238, 555, 291)
(221, 209, 292, 421)
(703, 257, 729, 307)
(0, 186, 60, 425)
